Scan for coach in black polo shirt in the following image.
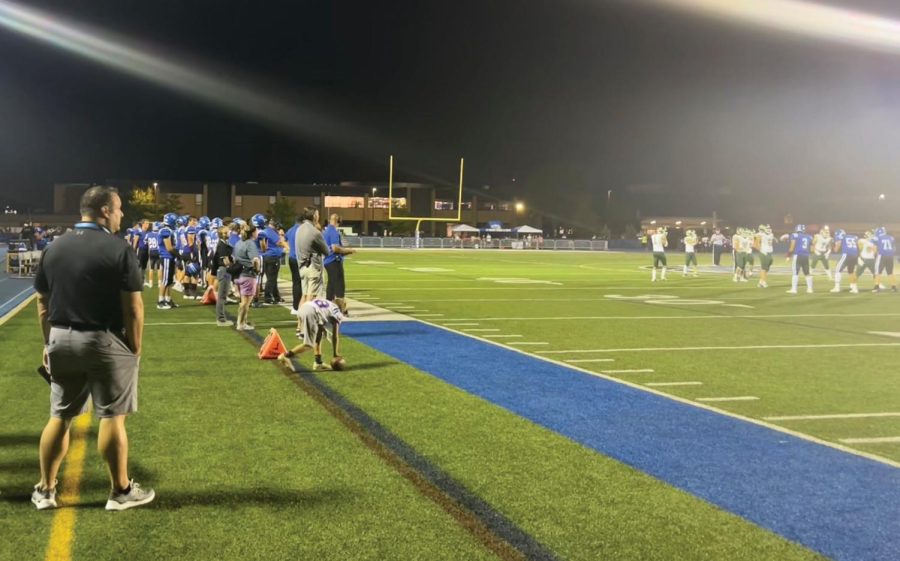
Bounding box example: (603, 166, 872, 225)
(31, 186, 155, 511)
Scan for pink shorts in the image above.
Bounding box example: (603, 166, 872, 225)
(234, 275, 258, 297)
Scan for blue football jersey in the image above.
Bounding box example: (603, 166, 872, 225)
(158, 227, 175, 258)
(793, 233, 813, 256)
(876, 234, 895, 256)
(841, 235, 859, 256)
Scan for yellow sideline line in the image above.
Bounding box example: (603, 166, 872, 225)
(0, 292, 37, 327)
(44, 413, 92, 561)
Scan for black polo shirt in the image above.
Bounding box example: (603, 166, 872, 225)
(33, 222, 143, 332)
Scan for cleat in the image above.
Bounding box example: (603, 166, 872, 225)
(31, 481, 57, 510)
(312, 362, 331, 371)
(786, 289, 797, 294)
(829, 287, 841, 293)
(277, 353, 296, 372)
(850, 288, 859, 294)
(156, 302, 171, 310)
(216, 319, 232, 327)
(236, 323, 255, 331)
(105, 480, 155, 511)
(806, 289, 814, 294)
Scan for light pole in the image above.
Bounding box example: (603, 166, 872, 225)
(371, 187, 377, 234)
(153, 182, 159, 206)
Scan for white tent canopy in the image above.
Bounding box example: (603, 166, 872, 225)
(515, 225, 543, 234)
(451, 224, 480, 233)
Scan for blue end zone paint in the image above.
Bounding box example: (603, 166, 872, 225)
(343, 321, 900, 561)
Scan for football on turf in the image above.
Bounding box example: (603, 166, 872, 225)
(331, 357, 347, 371)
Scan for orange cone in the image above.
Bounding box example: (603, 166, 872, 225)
(200, 285, 217, 305)
(258, 328, 287, 359)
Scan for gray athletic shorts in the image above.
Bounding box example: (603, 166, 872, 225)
(47, 327, 139, 419)
(300, 264, 325, 299)
(298, 305, 328, 348)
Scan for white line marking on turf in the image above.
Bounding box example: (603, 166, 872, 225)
(483, 334, 523, 338)
(508, 342, 549, 346)
(564, 358, 615, 363)
(725, 304, 755, 309)
(765, 412, 900, 421)
(429, 313, 900, 321)
(868, 331, 900, 338)
(443, 322, 480, 326)
(838, 436, 900, 444)
(410, 313, 444, 317)
(537, 343, 900, 354)
(645, 381, 703, 387)
(462, 329, 501, 332)
(600, 369, 655, 374)
(696, 396, 760, 402)
(410, 318, 900, 469)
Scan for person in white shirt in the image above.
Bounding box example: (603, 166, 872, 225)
(650, 227, 668, 282)
(683, 229, 699, 277)
(811, 226, 833, 280)
(754, 225, 775, 288)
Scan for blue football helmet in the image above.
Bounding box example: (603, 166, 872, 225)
(795, 224, 806, 233)
(875, 226, 886, 237)
(198, 216, 211, 230)
(185, 262, 201, 277)
(232, 217, 245, 226)
(251, 213, 267, 228)
(163, 213, 177, 228)
(833, 229, 845, 241)
(175, 215, 187, 227)
(152, 221, 160, 232)
(210, 217, 223, 229)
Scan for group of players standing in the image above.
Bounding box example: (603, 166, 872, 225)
(647, 224, 897, 294)
(125, 213, 282, 309)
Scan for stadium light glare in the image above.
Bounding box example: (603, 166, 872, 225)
(650, 0, 900, 55)
(515, 202, 525, 212)
(0, 0, 379, 159)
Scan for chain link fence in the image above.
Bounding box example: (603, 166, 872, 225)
(349, 237, 609, 251)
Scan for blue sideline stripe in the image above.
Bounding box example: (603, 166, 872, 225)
(343, 321, 900, 561)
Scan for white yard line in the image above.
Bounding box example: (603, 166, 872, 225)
(564, 358, 615, 363)
(765, 412, 900, 421)
(868, 331, 900, 338)
(696, 396, 760, 402)
(409, 313, 444, 317)
(483, 334, 524, 338)
(600, 369, 655, 374)
(838, 436, 900, 444)
(507, 342, 549, 346)
(442, 322, 480, 326)
(537, 342, 900, 354)
(462, 328, 501, 332)
(437, 313, 900, 321)
(645, 381, 703, 387)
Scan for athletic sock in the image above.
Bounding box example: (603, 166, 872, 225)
(791, 275, 799, 291)
(651, 270, 657, 281)
(661, 267, 666, 279)
(834, 272, 841, 287)
(806, 277, 813, 291)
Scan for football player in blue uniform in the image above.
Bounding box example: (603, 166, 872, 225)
(145, 222, 161, 288)
(786, 224, 814, 294)
(830, 229, 860, 294)
(157, 213, 179, 309)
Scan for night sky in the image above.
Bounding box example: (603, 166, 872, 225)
(1, 0, 899, 225)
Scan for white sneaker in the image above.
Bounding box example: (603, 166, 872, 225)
(143, 282, 152, 288)
(850, 287, 859, 294)
(830, 287, 840, 293)
(806, 288, 814, 294)
(105, 480, 155, 511)
(312, 362, 331, 371)
(290, 308, 299, 316)
(739, 277, 748, 283)
(786, 289, 797, 294)
(31, 481, 57, 510)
